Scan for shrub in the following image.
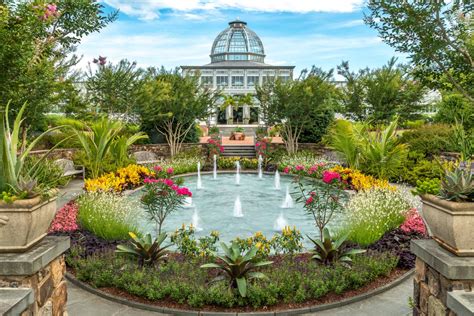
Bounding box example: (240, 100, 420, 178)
(116, 232, 171, 267)
(77, 192, 141, 240)
(399, 124, 456, 157)
(345, 188, 411, 246)
(170, 225, 220, 258)
(232, 232, 272, 257)
(399, 157, 444, 185)
(270, 226, 304, 255)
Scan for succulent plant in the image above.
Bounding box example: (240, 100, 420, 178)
(116, 232, 171, 267)
(440, 168, 474, 202)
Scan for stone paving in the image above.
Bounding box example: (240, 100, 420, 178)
(60, 180, 413, 315)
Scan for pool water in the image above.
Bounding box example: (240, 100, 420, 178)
(131, 173, 345, 246)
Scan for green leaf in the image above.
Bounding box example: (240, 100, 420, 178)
(236, 277, 247, 297)
(200, 263, 222, 269)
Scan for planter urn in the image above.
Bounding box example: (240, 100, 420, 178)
(0, 195, 57, 253)
(421, 194, 474, 256)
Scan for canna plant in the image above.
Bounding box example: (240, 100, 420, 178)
(201, 242, 273, 297)
(307, 228, 365, 265)
(116, 232, 171, 267)
(0, 102, 67, 196)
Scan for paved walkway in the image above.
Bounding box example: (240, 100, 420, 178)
(67, 278, 412, 315)
(57, 179, 84, 209)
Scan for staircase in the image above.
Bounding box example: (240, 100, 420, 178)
(221, 145, 256, 158)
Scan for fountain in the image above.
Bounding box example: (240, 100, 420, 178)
(274, 170, 281, 190)
(191, 208, 203, 231)
(183, 196, 193, 208)
(213, 154, 217, 180)
(235, 161, 241, 185)
(258, 155, 263, 179)
(281, 185, 294, 208)
(233, 195, 243, 217)
(273, 212, 288, 231)
(197, 161, 202, 189)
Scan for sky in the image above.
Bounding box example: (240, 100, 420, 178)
(75, 0, 406, 79)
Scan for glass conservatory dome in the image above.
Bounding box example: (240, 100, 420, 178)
(210, 20, 266, 63)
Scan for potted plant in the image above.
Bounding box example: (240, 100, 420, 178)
(420, 168, 474, 256)
(232, 126, 245, 140)
(0, 102, 64, 252)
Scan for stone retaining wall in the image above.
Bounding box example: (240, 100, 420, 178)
(0, 236, 70, 316)
(411, 239, 474, 316)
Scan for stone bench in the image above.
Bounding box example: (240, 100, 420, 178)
(54, 159, 85, 179)
(133, 151, 162, 165)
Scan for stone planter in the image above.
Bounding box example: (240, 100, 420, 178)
(421, 194, 474, 256)
(0, 195, 57, 253)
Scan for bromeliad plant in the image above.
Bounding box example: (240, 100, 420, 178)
(307, 228, 365, 265)
(116, 232, 171, 267)
(201, 242, 273, 297)
(0, 102, 66, 197)
(140, 178, 192, 235)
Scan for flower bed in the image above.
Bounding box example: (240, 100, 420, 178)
(84, 164, 152, 192)
(67, 249, 398, 310)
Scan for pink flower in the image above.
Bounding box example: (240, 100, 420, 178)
(153, 165, 163, 172)
(164, 179, 174, 186)
(48, 201, 79, 233)
(166, 167, 174, 174)
(322, 171, 341, 184)
(305, 196, 314, 205)
(308, 165, 319, 175)
(144, 177, 159, 184)
(220, 146, 224, 153)
(295, 165, 304, 171)
(400, 209, 426, 235)
(283, 166, 290, 174)
(177, 187, 192, 197)
(171, 185, 179, 191)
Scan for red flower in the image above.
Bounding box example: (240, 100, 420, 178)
(283, 166, 290, 174)
(295, 165, 304, 171)
(305, 196, 314, 205)
(48, 201, 79, 233)
(400, 209, 426, 235)
(322, 171, 341, 184)
(153, 165, 163, 172)
(166, 167, 174, 174)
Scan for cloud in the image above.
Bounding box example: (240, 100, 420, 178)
(102, 0, 364, 20)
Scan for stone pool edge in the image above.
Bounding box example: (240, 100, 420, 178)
(66, 269, 414, 316)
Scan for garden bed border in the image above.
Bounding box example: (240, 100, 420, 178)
(66, 270, 413, 315)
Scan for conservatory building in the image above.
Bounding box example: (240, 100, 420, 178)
(181, 20, 295, 126)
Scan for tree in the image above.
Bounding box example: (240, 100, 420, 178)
(0, 0, 116, 134)
(435, 93, 474, 130)
(85, 58, 144, 118)
(137, 69, 219, 157)
(256, 69, 337, 154)
(365, 1, 474, 104)
(338, 59, 426, 124)
(337, 61, 368, 121)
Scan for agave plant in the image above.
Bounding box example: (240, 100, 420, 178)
(201, 242, 273, 297)
(0, 102, 67, 195)
(116, 232, 171, 267)
(307, 228, 365, 265)
(440, 168, 474, 202)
